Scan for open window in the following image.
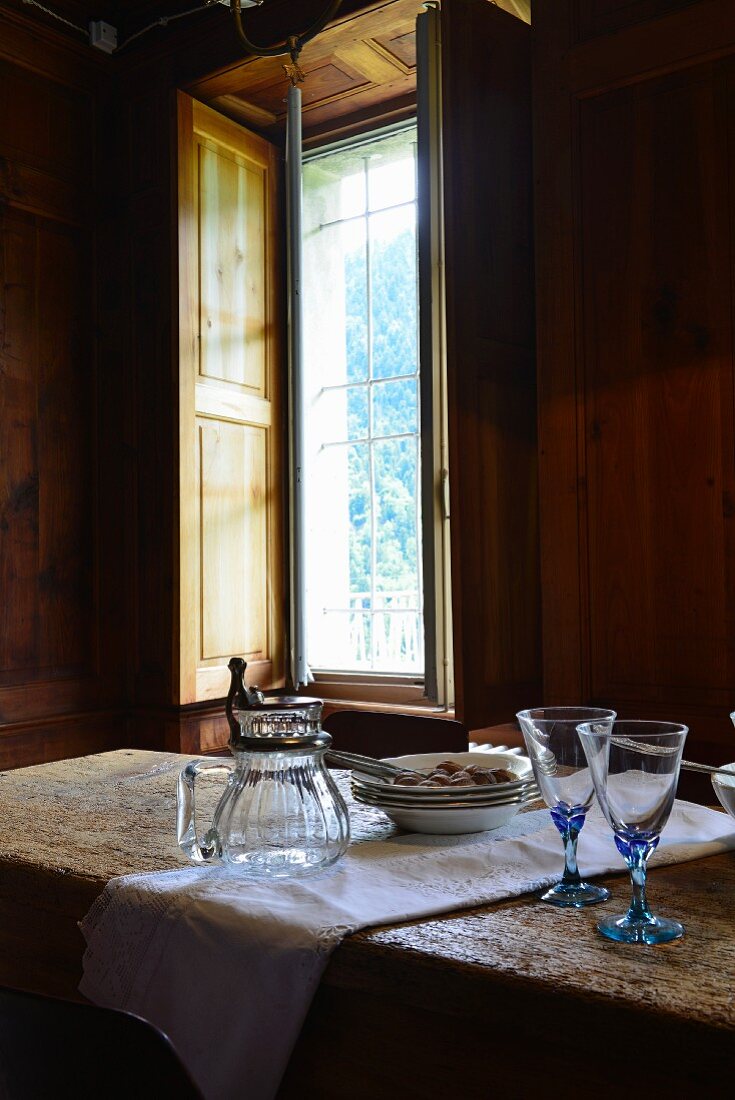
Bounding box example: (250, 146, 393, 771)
(297, 121, 452, 709)
(177, 0, 538, 732)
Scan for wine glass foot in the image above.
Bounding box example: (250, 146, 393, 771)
(539, 881, 610, 908)
(597, 913, 684, 944)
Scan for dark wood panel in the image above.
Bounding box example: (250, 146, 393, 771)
(0, 3, 104, 90)
(0, 58, 90, 178)
(0, 11, 127, 763)
(580, 63, 735, 709)
(0, 211, 38, 676)
(574, 0, 698, 42)
(0, 208, 95, 680)
(566, 0, 735, 97)
(442, 0, 538, 730)
(130, 201, 175, 705)
(37, 219, 95, 672)
(123, 84, 170, 195)
(131, 699, 231, 756)
(114, 79, 177, 709)
(535, 0, 735, 765)
(534, 1, 586, 703)
(0, 157, 86, 225)
(0, 710, 127, 770)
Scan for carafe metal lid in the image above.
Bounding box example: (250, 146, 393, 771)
(243, 693, 322, 711)
(225, 657, 324, 746)
(233, 730, 332, 753)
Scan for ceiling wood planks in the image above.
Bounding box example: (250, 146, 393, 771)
(189, 0, 425, 145)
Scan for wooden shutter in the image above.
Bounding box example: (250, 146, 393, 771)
(177, 93, 284, 704)
(439, 2, 540, 730)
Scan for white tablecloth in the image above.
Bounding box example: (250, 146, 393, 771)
(79, 800, 735, 1100)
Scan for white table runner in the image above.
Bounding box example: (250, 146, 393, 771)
(80, 800, 735, 1100)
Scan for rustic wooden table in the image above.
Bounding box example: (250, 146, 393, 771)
(0, 749, 733, 1099)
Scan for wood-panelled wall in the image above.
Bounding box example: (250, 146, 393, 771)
(534, 0, 735, 788)
(15, 0, 734, 770)
(0, 7, 128, 767)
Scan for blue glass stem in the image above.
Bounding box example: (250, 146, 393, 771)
(622, 839, 656, 924)
(551, 809, 583, 888)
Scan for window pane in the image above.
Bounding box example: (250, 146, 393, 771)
(369, 206, 417, 380)
(306, 441, 372, 669)
(317, 384, 368, 445)
(344, 225, 368, 383)
(304, 154, 366, 223)
(302, 125, 423, 677)
(372, 377, 417, 438)
(347, 385, 368, 441)
(374, 437, 419, 592)
(367, 131, 416, 211)
(340, 168, 367, 220)
(372, 437, 422, 673)
(302, 212, 367, 388)
(349, 442, 372, 597)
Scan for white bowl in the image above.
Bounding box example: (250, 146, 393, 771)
(354, 794, 532, 835)
(353, 751, 535, 834)
(711, 762, 735, 819)
(351, 780, 538, 806)
(378, 751, 532, 791)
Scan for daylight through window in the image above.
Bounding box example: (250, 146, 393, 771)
(302, 126, 423, 677)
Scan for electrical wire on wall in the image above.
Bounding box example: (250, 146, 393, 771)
(21, 0, 86, 36)
(20, 0, 220, 51)
(116, 1, 219, 51)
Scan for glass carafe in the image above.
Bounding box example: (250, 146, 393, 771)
(176, 660, 350, 878)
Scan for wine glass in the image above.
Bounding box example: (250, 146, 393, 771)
(577, 719, 688, 944)
(516, 707, 616, 907)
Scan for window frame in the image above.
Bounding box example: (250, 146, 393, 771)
(294, 115, 453, 710)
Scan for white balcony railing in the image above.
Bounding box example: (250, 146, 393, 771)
(322, 591, 422, 672)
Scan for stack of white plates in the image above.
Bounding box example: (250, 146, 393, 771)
(351, 751, 539, 834)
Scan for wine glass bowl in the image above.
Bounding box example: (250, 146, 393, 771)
(516, 707, 616, 907)
(711, 763, 735, 819)
(577, 719, 688, 945)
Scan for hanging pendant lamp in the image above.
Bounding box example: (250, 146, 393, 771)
(227, 0, 343, 64)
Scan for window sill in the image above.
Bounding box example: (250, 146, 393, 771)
(321, 697, 456, 722)
(311, 672, 449, 714)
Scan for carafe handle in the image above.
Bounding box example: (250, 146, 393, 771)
(176, 758, 234, 863)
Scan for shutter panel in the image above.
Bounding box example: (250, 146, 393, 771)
(177, 93, 284, 704)
(439, 1, 540, 730)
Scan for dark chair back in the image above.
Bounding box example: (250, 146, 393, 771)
(0, 986, 202, 1099)
(322, 709, 468, 760)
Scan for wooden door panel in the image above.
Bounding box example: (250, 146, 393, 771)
(198, 419, 268, 663)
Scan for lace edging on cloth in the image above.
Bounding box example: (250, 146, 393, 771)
(79, 870, 199, 1007)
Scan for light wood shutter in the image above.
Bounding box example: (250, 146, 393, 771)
(177, 93, 284, 704)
